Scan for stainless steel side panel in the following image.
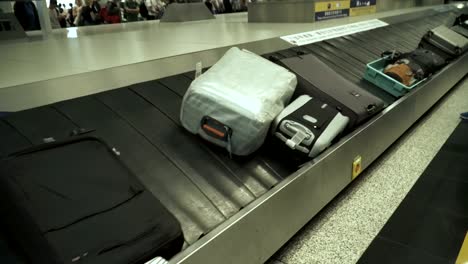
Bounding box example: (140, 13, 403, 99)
(248, 1, 315, 23)
(169, 53, 468, 264)
(160, 3, 215, 22)
(0, 38, 291, 112)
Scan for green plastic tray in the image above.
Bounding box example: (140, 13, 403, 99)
(364, 58, 426, 97)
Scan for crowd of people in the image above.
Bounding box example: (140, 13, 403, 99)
(12, 0, 248, 31)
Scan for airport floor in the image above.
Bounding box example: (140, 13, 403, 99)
(267, 77, 468, 264)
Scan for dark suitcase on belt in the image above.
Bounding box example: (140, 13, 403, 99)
(278, 53, 385, 129)
(272, 95, 349, 160)
(419, 25, 468, 60)
(0, 137, 183, 264)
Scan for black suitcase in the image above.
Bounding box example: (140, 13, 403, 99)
(272, 95, 349, 160)
(0, 137, 183, 264)
(278, 53, 385, 129)
(419, 25, 468, 60)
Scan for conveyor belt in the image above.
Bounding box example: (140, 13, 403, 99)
(0, 10, 463, 262)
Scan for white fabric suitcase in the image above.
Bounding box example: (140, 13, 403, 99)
(272, 95, 349, 159)
(180, 47, 297, 156)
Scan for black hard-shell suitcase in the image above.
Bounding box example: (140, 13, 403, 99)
(419, 25, 468, 60)
(272, 95, 349, 160)
(279, 53, 385, 129)
(0, 137, 183, 264)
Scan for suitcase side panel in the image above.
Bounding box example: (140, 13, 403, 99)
(281, 54, 384, 127)
(0, 137, 183, 264)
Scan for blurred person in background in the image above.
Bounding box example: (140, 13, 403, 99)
(14, 0, 41, 30)
(106, 0, 121, 23)
(144, 0, 157, 20)
(145, 0, 165, 20)
(48, 0, 66, 28)
(212, 0, 224, 14)
(223, 0, 232, 13)
(204, 0, 213, 14)
(124, 0, 139, 22)
(155, 0, 165, 19)
(91, 0, 102, 23)
(67, 3, 74, 26)
(80, 0, 100, 25)
(73, 0, 83, 26)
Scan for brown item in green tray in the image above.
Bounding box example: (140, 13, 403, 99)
(384, 63, 415, 87)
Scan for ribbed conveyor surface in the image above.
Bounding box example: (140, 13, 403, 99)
(0, 10, 462, 261)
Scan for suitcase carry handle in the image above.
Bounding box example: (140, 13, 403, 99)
(200, 116, 232, 142)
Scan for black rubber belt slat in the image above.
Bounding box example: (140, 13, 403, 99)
(371, 28, 415, 51)
(276, 48, 301, 59)
(310, 42, 368, 71)
(354, 31, 400, 52)
(380, 26, 421, 48)
(0, 120, 32, 157)
(389, 21, 428, 40)
(3, 106, 78, 145)
(348, 34, 389, 54)
(131, 81, 286, 196)
(96, 88, 256, 219)
(341, 35, 382, 56)
(305, 49, 364, 83)
(324, 39, 377, 63)
(306, 44, 366, 79)
(158, 75, 193, 97)
(359, 29, 407, 52)
(396, 18, 434, 37)
(182, 71, 195, 81)
(53, 96, 225, 244)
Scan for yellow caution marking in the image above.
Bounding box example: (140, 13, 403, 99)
(350, 5, 377, 17)
(315, 1, 350, 12)
(456, 232, 468, 264)
(352, 155, 362, 180)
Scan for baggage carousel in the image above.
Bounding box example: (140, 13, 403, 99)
(1, 5, 467, 264)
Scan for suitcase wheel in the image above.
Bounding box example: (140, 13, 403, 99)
(366, 104, 377, 113)
(269, 55, 280, 62)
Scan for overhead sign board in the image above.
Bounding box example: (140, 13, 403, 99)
(350, 0, 377, 16)
(314, 1, 351, 21)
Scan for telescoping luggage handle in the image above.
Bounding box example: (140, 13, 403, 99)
(275, 121, 313, 154)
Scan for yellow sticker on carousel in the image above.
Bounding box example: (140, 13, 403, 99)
(352, 155, 362, 180)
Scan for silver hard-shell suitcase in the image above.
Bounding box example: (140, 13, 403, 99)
(420, 25, 468, 59)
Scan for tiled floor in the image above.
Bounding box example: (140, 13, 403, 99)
(268, 77, 468, 264)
